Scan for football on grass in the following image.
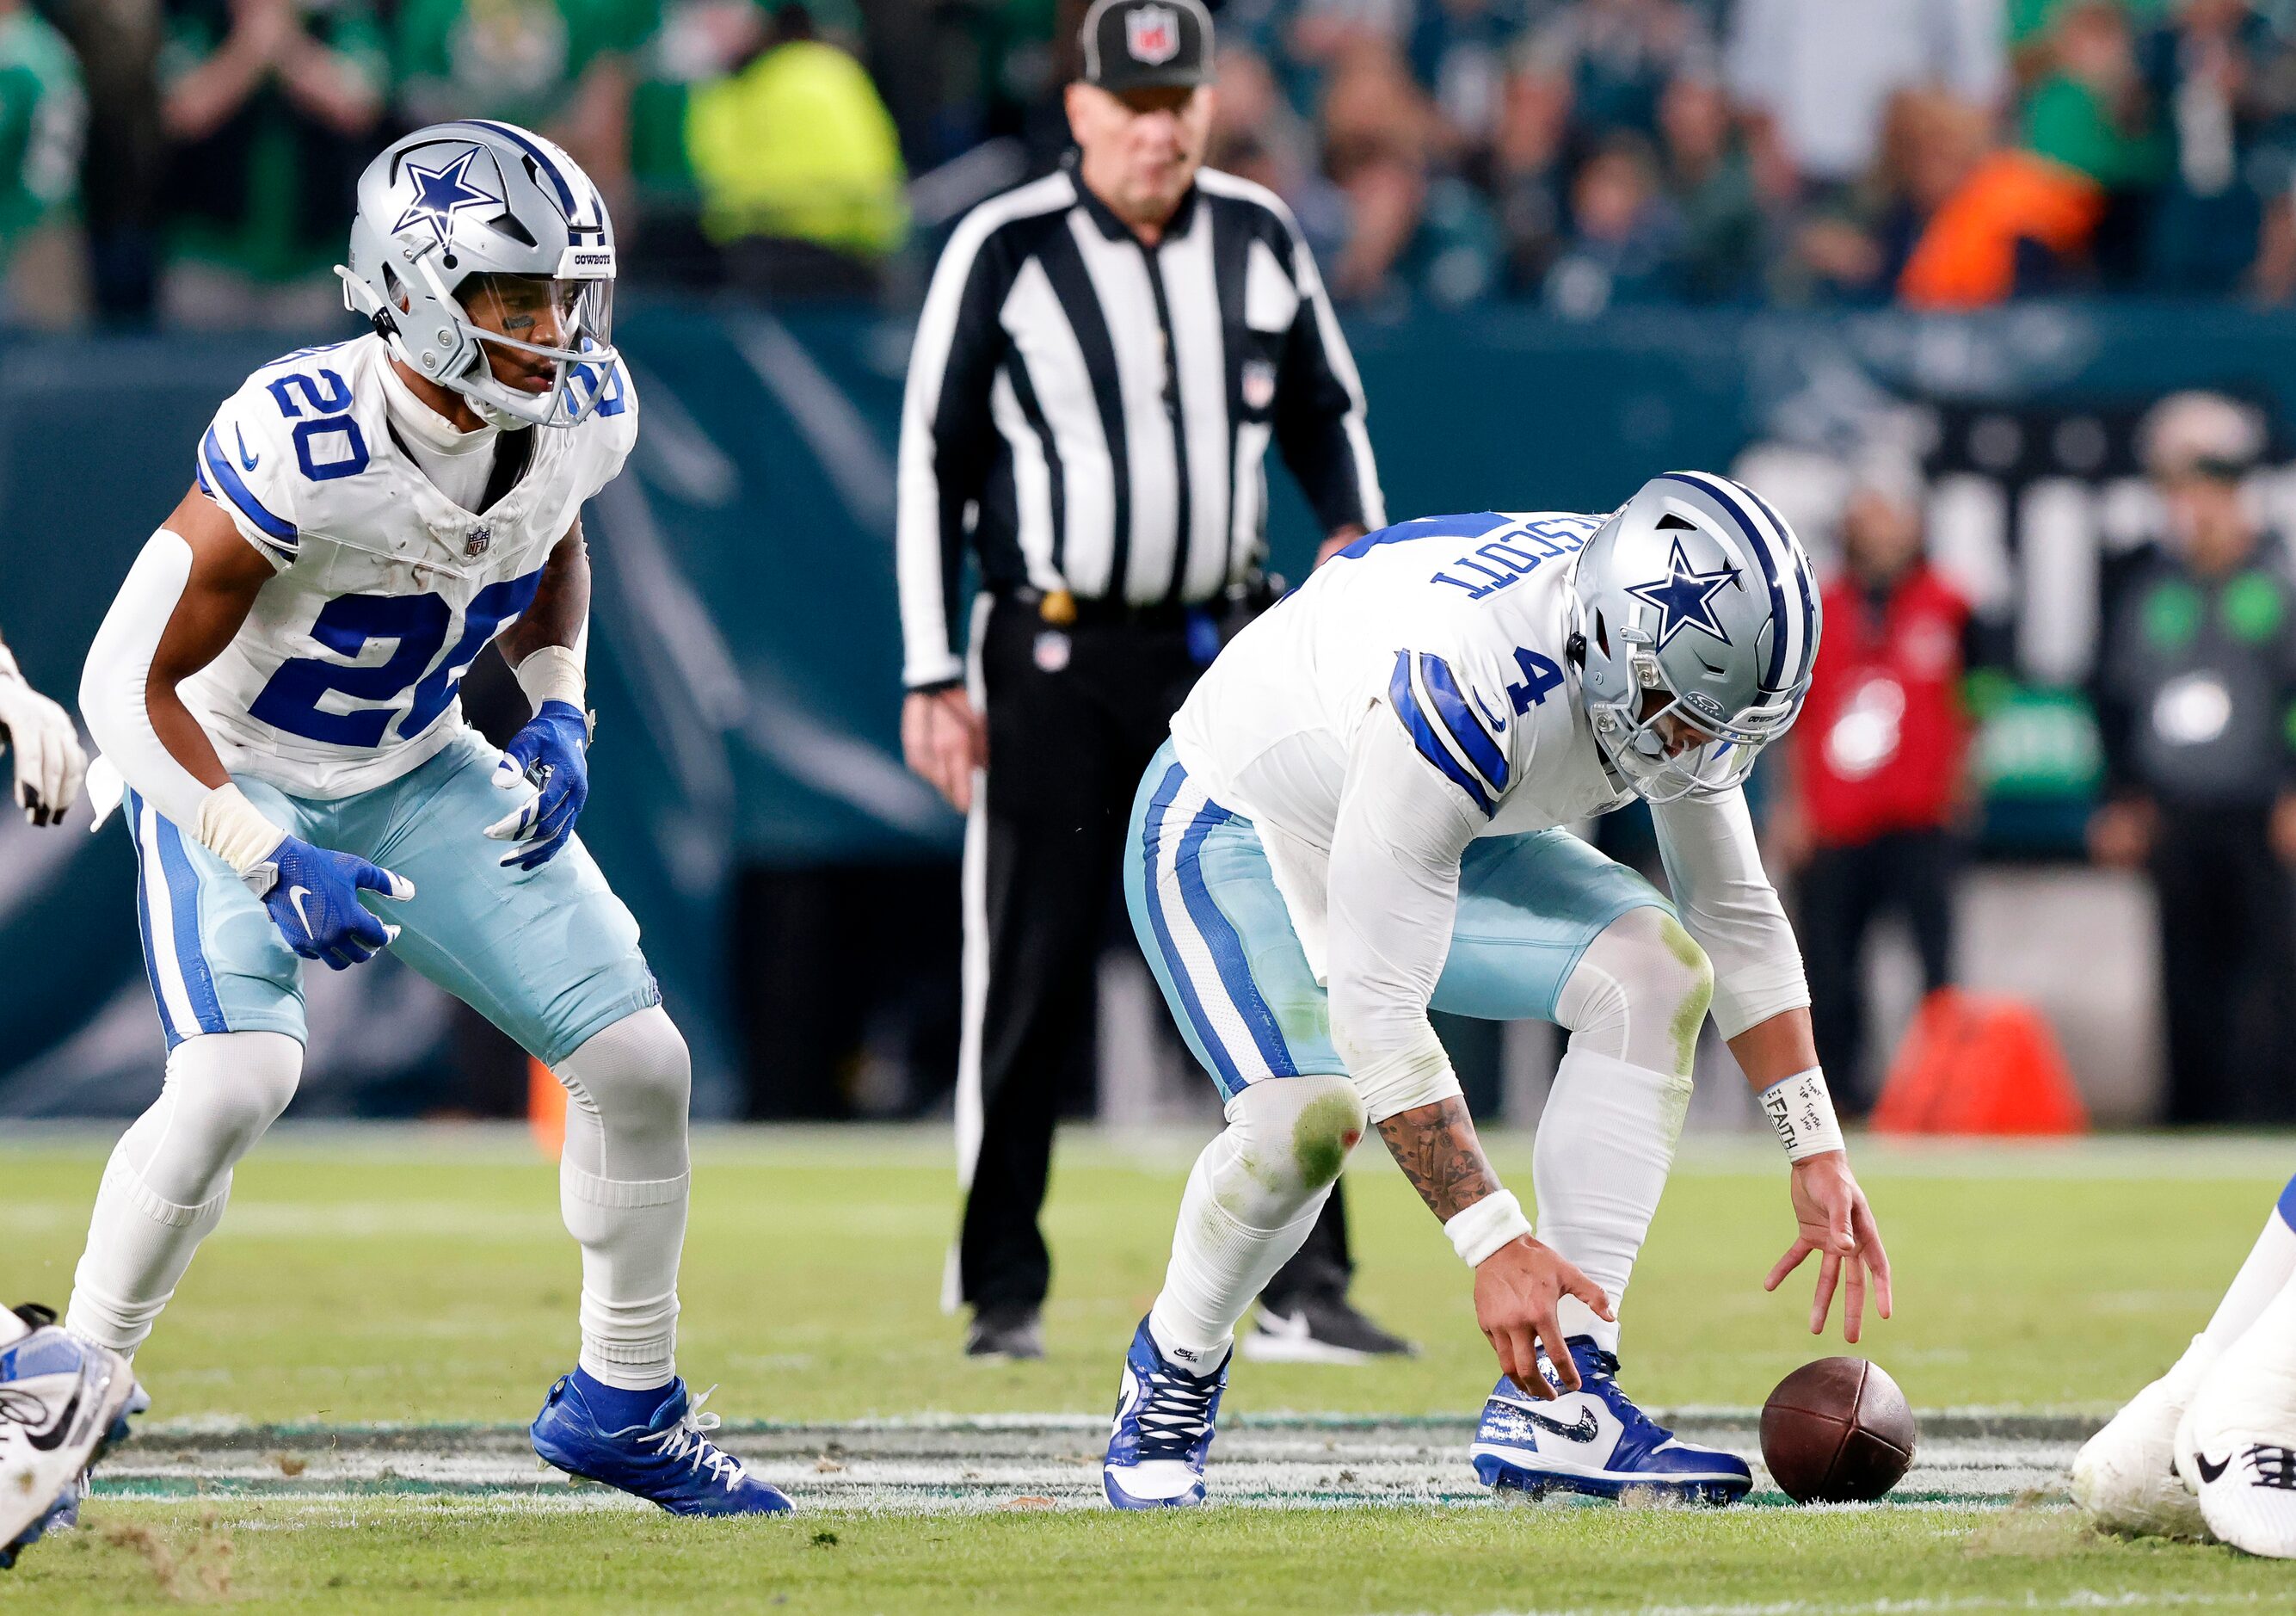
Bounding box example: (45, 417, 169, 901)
(1759, 1358, 1917, 1503)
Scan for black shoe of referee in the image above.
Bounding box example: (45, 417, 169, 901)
(1240, 1292, 1415, 1364)
(964, 1305, 1044, 1361)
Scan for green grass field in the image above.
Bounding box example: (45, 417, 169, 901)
(4, 1126, 2293, 1611)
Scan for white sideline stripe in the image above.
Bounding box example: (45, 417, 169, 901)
(137, 800, 198, 1039)
(1441, 1596, 2269, 1616)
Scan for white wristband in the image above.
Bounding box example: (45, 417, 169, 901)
(514, 644, 585, 714)
(192, 782, 288, 879)
(1758, 1067, 1845, 1162)
(1445, 1188, 1533, 1268)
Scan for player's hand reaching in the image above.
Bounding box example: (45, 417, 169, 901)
(1474, 1235, 1614, 1400)
(1764, 1150, 1892, 1344)
(486, 700, 590, 870)
(0, 668, 87, 827)
(249, 835, 414, 970)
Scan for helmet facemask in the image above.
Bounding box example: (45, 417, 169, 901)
(1582, 609, 1808, 805)
(446, 269, 619, 429)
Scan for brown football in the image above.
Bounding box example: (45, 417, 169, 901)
(1759, 1357, 1917, 1503)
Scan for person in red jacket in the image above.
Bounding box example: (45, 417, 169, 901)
(1772, 460, 1975, 1110)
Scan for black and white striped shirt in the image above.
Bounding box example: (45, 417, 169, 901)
(896, 163, 1386, 690)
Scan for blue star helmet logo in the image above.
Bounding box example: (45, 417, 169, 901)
(1625, 537, 1742, 650)
(391, 147, 501, 247)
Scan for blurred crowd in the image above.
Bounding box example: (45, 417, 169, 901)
(12, 0, 2296, 323)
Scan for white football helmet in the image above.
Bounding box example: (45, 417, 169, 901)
(1573, 470, 1822, 803)
(337, 120, 619, 429)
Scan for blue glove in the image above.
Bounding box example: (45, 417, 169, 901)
(246, 836, 415, 971)
(485, 699, 590, 871)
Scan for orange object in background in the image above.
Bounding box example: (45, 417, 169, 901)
(1870, 987, 2090, 1136)
(528, 1057, 565, 1159)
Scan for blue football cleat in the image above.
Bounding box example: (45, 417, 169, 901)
(1, 1307, 144, 1570)
(530, 1375, 794, 1516)
(1470, 1337, 1751, 1505)
(1103, 1315, 1229, 1508)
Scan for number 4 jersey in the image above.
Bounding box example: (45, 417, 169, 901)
(1171, 510, 1634, 849)
(182, 332, 637, 799)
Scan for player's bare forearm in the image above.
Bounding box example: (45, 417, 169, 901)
(146, 488, 276, 790)
(1727, 1006, 1820, 1095)
(1376, 1095, 1504, 1222)
(499, 524, 590, 665)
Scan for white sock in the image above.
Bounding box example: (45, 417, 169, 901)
(553, 1007, 692, 1391)
(2204, 1179, 2296, 1353)
(65, 1031, 301, 1354)
(1530, 1045, 1691, 1354)
(1147, 1073, 1364, 1369)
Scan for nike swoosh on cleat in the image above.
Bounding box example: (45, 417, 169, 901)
(1521, 1407, 1600, 1444)
(24, 1388, 80, 1452)
(235, 426, 260, 472)
(288, 885, 317, 939)
(2196, 1453, 2230, 1484)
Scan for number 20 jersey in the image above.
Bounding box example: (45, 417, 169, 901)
(1168, 510, 1636, 845)
(180, 332, 637, 799)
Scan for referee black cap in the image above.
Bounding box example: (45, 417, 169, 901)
(1079, 0, 1214, 93)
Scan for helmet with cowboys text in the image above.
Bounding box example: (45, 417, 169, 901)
(339, 121, 619, 429)
(1571, 470, 1822, 803)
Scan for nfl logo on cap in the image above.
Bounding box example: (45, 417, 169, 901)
(1126, 3, 1179, 63)
(1082, 0, 1210, 90)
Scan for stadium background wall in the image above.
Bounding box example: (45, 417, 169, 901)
(3, 299, 2293, 1120)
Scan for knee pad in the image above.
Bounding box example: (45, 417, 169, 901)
(1223, 1073, 1367, 1211)
(1557, 909, 1714, 1077)
(560, 1007, 691, 1126)
(164, 1030, 303, 1153)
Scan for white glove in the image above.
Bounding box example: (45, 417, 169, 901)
(0, 664, 88, 826)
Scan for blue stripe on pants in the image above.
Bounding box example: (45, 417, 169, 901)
(1173, 801, 1299, 1082)
(154, 813, 229, 1037)
(126, 789, 177, 1045)
(1139, 762, 1244, 1094)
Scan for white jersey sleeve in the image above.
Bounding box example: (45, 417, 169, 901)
(194, 377, 323, 571)
(1649, 787, 1809, 1038)
(1325, 692, 1484, 1124)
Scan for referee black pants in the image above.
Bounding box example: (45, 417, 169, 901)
(959, 594, 1355, 1314)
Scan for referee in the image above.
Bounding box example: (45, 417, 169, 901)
(897, 0, 1408, 1361)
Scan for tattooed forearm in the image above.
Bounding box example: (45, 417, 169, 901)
(1376, 1096, 1503, 1222)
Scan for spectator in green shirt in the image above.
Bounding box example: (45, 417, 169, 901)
(395, 0, 661, 222)
(681, 1, 905, 297)
(158, 0, 387, 326)
(0, 0, 86, 326)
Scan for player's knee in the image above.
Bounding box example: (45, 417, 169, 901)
(170, 1030, 303, 1148)
(1230, 1072, 1366, 1198)
(1572, 909, 1713, 1077)
(568, 1007, 692, 1131)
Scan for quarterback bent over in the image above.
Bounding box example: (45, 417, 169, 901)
(1102, 474, 1893, 1508)
(65, 123, 787, 1516)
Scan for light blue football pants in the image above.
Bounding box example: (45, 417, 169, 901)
(122, 728, 659, 1064)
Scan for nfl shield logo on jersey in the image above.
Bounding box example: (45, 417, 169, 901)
(1127, 4, 1179, 63)
(465, 523, 492, 559)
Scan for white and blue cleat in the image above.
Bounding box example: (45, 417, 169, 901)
(1103, 1316, 1229, 1508)
(530, 1375, 794, 1516)
(1, 1305, 145, 1570)
(1471, 1337, 1751, 1506)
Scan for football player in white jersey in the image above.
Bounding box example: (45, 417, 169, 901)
(1101, 472, 1893, 1508)
(66, 122, 790, 1517)
(2076, 1170, 2296, 1557)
